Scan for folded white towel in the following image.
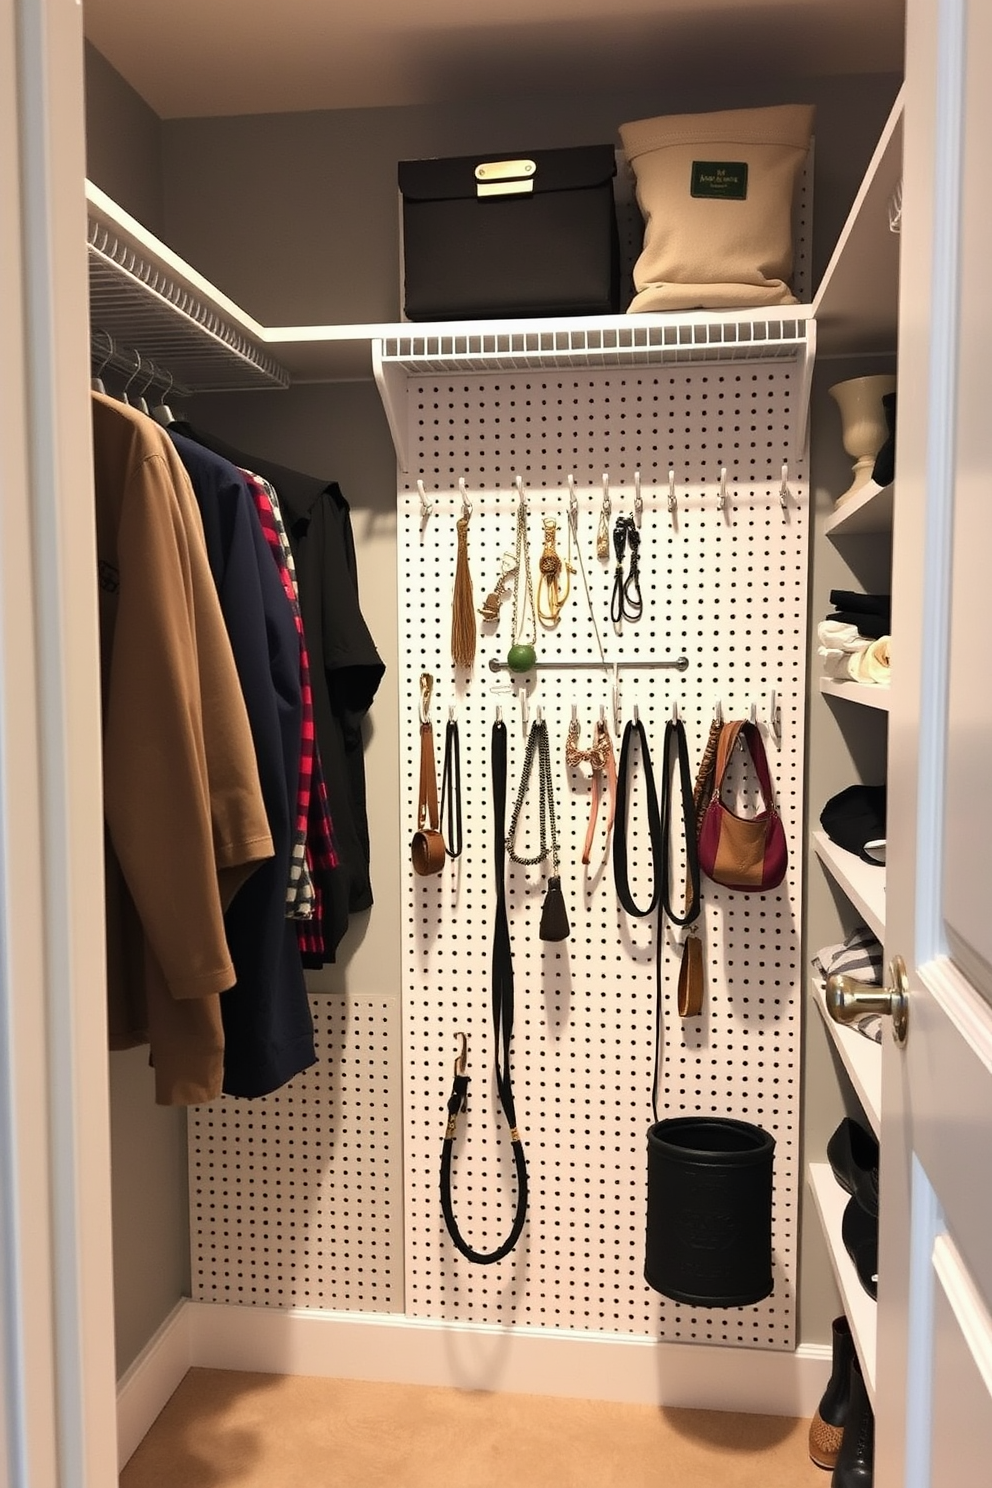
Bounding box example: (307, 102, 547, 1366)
(817, 620, 867, 678)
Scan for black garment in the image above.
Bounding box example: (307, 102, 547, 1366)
(825, 610, 889, 641)
(170, 422, 385, 965)
(170, 432, 315, 1096)
(828, 590, 891, 617)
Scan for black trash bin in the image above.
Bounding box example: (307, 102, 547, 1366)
(645, 1117, 774, 1308)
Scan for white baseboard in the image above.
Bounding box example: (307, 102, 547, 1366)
(187, 1301, 831, 1417)
(117, 1298, 830, 1461)
(116, 1300, 192, 1469)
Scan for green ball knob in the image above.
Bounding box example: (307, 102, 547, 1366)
(507, 643, 537, 674)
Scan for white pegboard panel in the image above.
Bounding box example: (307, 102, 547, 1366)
(399, 362, 807, 1348)
(189, 995, 402, 1311)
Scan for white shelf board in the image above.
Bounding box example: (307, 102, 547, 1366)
(266, 306, 816, 383)
(808, 1164, 877, 1407)
(812, 831, 886, 940)
(824, 481, 894, 537)
(811, 980, 882, 1136)
(819, 678, 892, 712)
(813, 89, 905, 357)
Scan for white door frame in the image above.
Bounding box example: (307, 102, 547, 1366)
(0, 0, 117, 1483)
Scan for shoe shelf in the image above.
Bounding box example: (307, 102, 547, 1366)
(810, 979, 882, 1137)
(823, 481, 894, 537)
(808, 1163, 878, 1409)
(812, 831, 886, 941)
(818, 678, 892, 712)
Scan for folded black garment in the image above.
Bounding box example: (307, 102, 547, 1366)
(829, 590, 891, 617)
(826, 610, 890, 641)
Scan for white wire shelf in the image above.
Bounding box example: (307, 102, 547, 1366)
(808, 1163, 878, 1407)
(371, 312, 815, 470)
(87, 183, 290, 394)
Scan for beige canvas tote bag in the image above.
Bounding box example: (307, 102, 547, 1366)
(619, 103, 814, 312)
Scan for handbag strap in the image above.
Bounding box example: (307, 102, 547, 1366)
(440, 719, 528, 1265)
(439, 718, 462, 859)
(714, 720, 775, 809)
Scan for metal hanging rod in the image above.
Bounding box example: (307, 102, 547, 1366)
(488, 656, 689, 673)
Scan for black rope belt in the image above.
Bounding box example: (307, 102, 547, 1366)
(440, 719, 528, 1264)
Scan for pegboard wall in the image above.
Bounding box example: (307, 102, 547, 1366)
(189, 994, 402, 1311)
(400, 362, 807, 1349)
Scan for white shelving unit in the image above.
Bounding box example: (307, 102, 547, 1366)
(808, 1164, 878, 1408)
(824, 482, 894, 537)
(812, 830, 886, 940)
(807, 89, 902, 1402)
(813, 89, 904, 356)
(811, 980, 881, 1136)
(819, 678, 891, 712)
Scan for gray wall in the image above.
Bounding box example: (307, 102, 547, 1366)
(84, 40, 164, 235)
(160, 75, 901, 327)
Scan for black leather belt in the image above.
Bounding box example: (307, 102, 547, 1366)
(440, 719, 528, 1264)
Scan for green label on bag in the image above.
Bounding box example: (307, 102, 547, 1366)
(690, 160, 749, 200)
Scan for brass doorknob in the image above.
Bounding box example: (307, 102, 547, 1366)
(827, 954, 910, 1047)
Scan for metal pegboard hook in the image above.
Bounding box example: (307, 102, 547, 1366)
(717, 466, 728, 512)
(667, 468, 678, 518)
(780, 461, 791, 510)
(417, 480, 433, 533)
(769, 690, 783, 748)
(419, 672, 434, 723)
(633, 469, 643, 528)
(458, 476, 472, 519)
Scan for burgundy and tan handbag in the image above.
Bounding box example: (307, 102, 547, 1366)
(697, 720, 787, 892)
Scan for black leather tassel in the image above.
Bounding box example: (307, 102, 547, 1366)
(539, 876, 570, 942)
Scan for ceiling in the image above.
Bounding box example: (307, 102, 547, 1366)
(83, 0, 905, 119)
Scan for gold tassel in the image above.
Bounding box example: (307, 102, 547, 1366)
(451, 514, 477, 668)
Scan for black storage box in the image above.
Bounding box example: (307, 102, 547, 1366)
(398, 144, 620, 321)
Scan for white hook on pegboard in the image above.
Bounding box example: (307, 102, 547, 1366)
(416, 479, 432, 534)
(633, 469, 643, 528)
(667, 468, 678, 518)
(779, 462, 791, 510)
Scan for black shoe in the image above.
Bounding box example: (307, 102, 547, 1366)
(827, 1118, 879, 1198)
(832, 1355, 874, 1488)
(842, 1197, 878, 1301)
(809, 1315, 854, 1469)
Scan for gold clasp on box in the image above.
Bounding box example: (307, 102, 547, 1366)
(475, 159, 536, 197)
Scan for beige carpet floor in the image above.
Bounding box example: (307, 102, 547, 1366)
(121, 1369, 822, 1488)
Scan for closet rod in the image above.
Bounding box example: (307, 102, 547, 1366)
(487, 656, 689, 674)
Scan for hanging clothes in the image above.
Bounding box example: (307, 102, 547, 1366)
(91, 394, 273, 1106)
(168, 432, 317, 1098)
(169, 423, 385, 965)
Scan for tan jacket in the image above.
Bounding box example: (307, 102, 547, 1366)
(92, 394, 273, 1103)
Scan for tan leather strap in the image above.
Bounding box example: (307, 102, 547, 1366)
(412, 711, 445, 875)
(714, 719, 746, 788)
(677, 934, 704, 1018)
(418, 721, 440, 832)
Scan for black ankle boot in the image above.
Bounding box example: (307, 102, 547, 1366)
(809, 1316, 854, 1468)
(832, 1355, 874, 1488)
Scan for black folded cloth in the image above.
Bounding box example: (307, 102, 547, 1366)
(829, 590, 891, 617)
(825, 610, 890, 641)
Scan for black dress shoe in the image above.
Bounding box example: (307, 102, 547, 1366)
(842, 1196, 878, 1301)
(832, 1355, 874, 1488)
(827, 1118, 879, 1198)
